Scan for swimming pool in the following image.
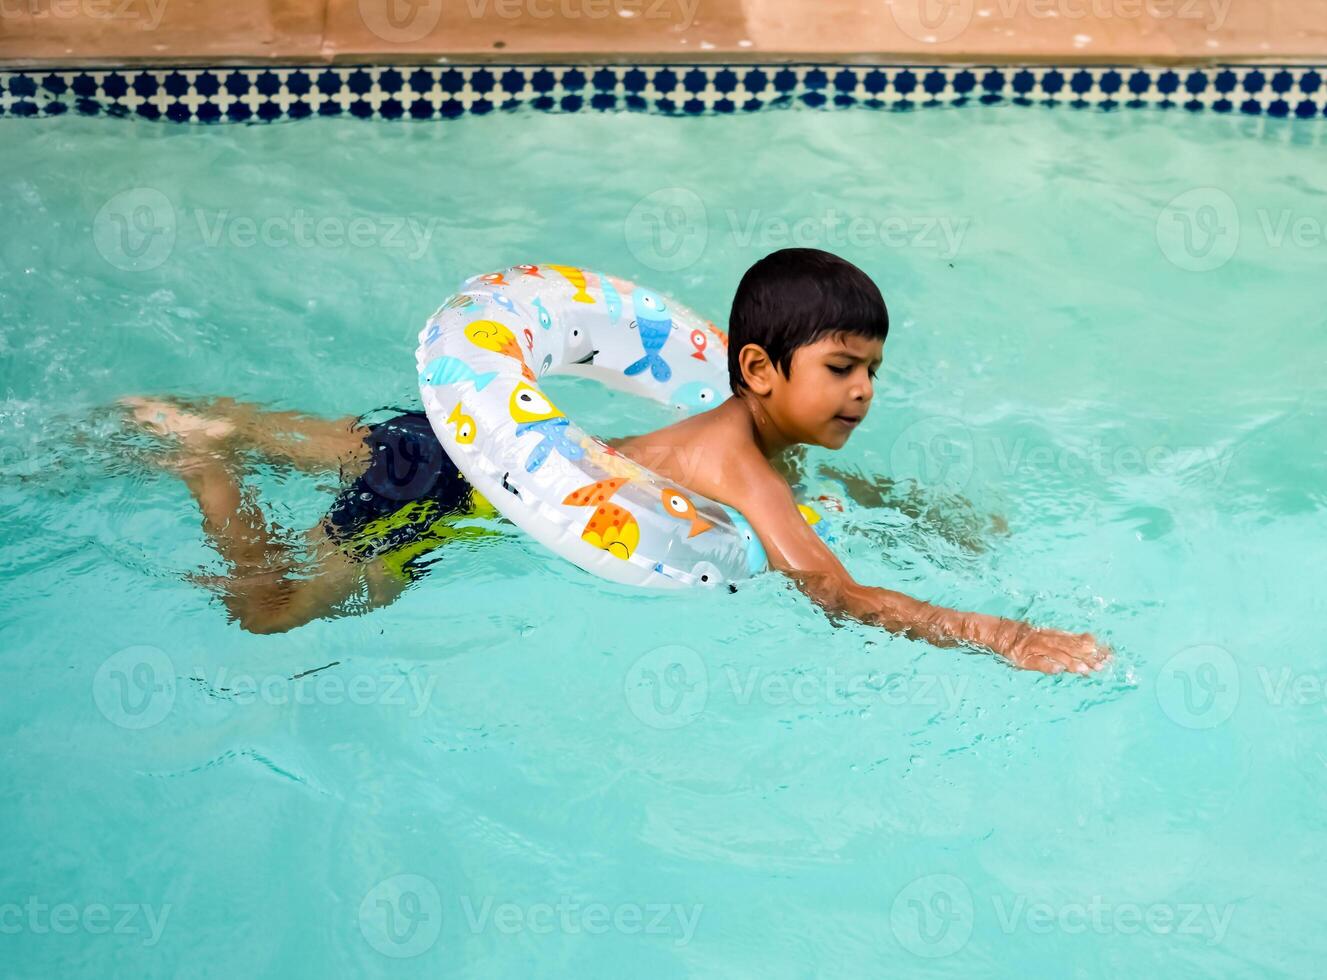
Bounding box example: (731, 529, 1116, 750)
(1, 97, 1324, 976)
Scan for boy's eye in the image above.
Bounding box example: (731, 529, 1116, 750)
(828, 364, 851, 375)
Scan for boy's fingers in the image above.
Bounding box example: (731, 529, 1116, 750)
(1018, 653, 1064, 675)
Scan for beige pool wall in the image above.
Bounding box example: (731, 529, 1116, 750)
(1, 0, 1324, 67)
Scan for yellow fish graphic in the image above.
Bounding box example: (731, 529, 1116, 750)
(465, 319, 535, 382)
(447, 401, 476, 444)
(548, 264, 594, 304)
(508, 382, 562, 424)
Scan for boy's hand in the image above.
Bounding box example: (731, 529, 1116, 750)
(1003, 626, 1111, 675)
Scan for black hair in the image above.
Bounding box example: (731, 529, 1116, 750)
(726, 248, 889, 396)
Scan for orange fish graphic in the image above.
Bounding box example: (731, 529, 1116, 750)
(513, 264, 543, 278)
(464, 319, 535, 382)
(563, 477, 640, 559)
(478, 271, 508, 287)
(548, 264, 594, 304)
(660, 487, 712, 538)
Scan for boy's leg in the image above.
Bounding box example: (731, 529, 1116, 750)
(173, 450, 291, 574)
(121, 395, 370, 473)
(171, 449, 406, 633)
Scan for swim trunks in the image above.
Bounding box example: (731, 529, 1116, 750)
(322, 410, 497, 581)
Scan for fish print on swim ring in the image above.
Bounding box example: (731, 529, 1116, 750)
(417, 263, 835, 589)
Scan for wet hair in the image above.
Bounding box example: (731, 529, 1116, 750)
(726, 248, 889, 396)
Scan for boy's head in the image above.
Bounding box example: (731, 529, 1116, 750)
(727, 248, 888, 449)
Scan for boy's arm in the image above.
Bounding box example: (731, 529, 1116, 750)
(734, 453, 1108, 675)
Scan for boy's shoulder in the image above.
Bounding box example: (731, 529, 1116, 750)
(682, 415, 795, 512)
(609, 409, 790, 511)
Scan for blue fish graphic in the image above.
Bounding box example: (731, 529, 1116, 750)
(623, 288, 674, 383)
(419, 356, 498, 391)
(596, 273, 623, 324)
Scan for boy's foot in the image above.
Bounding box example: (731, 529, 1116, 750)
(120, 397, 238, 476)
(120, 396, 237, 443)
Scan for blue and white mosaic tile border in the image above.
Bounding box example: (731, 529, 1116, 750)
(2, 64, 1326, 122)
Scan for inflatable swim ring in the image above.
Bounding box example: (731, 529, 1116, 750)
(416, 264, 831, 589)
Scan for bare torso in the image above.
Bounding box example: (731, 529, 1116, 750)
(605, 399, 804, 507)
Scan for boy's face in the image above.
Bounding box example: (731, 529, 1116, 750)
(774, 332, 883, 449)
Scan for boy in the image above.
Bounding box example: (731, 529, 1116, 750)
(123, 248, 1107, 675)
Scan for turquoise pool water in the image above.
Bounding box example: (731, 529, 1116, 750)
(1, 105, 1324, 977)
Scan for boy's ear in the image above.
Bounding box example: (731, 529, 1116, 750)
(737, 343, 776, 396)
